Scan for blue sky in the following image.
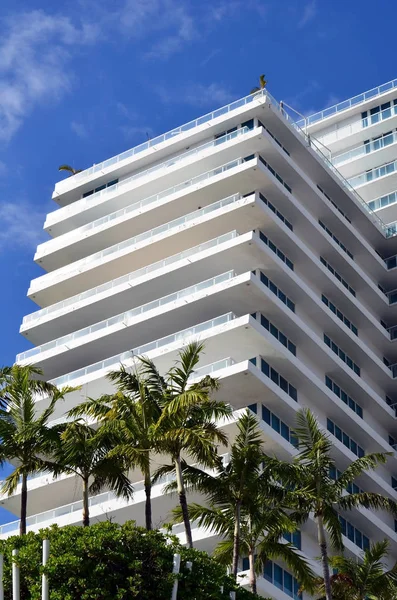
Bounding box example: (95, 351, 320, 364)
(0, 0, 396, 519)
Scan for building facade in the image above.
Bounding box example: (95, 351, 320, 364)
(5, 80, 397, 599)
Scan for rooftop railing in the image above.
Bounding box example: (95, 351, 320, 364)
(17, 271, 236, 362)
(51, 127, 249, 221)
(65, 90, 265, 182)
(50, 312, 237, 387)
(22, 231, 239, 326)
(297, 78, 397, 126)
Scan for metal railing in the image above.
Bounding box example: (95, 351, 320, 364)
(297, 78, 397, 126)
(63, 90, 265, 182)
(22, 231, 239, 326)
(33, 186, 247, 290)
(348, 158, 397, 189)
(332, 131, 397, 167)
(18, 271, 236, 362)
(50, 127, 249, 223)
(51, 312, 237, 387)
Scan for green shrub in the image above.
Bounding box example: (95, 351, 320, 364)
(0, 522, 263, 599)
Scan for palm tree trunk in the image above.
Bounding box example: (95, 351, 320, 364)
(144, 470, 152, 530)
(19, 473, 28, 536)
(248, 546, 256, 594)
(232, 501, 241, 578)
(174, 456, 193, 548)
(82, 478, 90, 527)
(317, 515, 332, 600)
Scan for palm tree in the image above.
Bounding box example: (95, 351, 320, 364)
(250, 74, 267, 94)
(0, 364, 75, 535)
(58, 164, 82, 175)
(49, 419, 133, 526)
(140, 341, 232, 549)
(70, 364, 161, 530)
(288, 408, 397, 600)
(315, 540, 397, 600)
(171, 411, 315, 593)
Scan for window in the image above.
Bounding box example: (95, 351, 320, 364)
(82, 179, 118, 198)
(259, 231, 294, 270)
(329, 467, 363, 494)
(324, 335, 360, 375)
(261, 560, 302, 599)
(368, 190, 397, 212)
(248, 403, 298, 448)
(259, 194, 293, 230)
(253, 357, 298, 401)
(258, 155, 292, 193)
(325, 376, 363, 417)
(317, 186, 351, 223)
(257, 120, 290, 155)
(385, 254, 397, 270)
(338, 515, 370, 550)
(392, 476, 397, 490)
(362, 99, 397, 127)
(319, 221, 354, 259)
(327, 419, 364, 457)
(320, 257, 356, 296)
(259, 272, 295, 311)
(322, 295, 358, 336)
(283, 531, 302, 549)
(260, 315, 296, 355)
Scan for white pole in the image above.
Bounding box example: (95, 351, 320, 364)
(230, 592, 236, 600)
(0, 554, 3, 600)
(186, 561, 192, 572)
(12, 549, 19, 600)
(42, 539, 50, 600)
(171, 553, 181, 600)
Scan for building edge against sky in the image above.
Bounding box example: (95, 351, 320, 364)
(6, 79, 397, 598)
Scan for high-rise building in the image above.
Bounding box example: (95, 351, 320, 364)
(5, 79, 397, 599)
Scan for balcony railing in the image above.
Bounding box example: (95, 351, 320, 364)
(332, 131, 397, 167)
(35, 187, 247, 289)
(66, 89, 265, 182)
(297, 78, 397, 126)
(348, 158, 397, 188)
(51, 312, 237, 387)
(23, 231, 238, 326)
(18, 271, 236, 362)
(52, 127, 249, 218)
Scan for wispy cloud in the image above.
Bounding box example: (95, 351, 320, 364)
(158, 82, 234, 108)
(0, 201, 45, 252)
(297, 0, 317, 28)
(200, 48, 222, 67)
(0, 10, 98, 142)
(71, 121, 88, 138)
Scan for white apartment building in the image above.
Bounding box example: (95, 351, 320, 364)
(4, 79, 397, 599)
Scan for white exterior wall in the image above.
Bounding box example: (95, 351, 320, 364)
(6, 85, 397, 599)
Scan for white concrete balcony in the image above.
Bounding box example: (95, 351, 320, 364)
(349, 159, 397, 201)
(21, 231, 268, 345)
(52, 90, 272, 205)
(332, 131, 397, 179)
(28, 164, 268, 307)
(45, 127, 264, 236)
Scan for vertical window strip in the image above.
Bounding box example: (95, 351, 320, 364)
(327, 418, 365, 457)
(319, 221, 354, 259)
(321, 295, 358, 335)
(259, 272, 295, 312)
(259, 231, 294, 270)
(320, 257, 356, 296)
(260, 314, 296, 355)
(324, 334, 360, 375)
(248, 403, 298, 448)
(259, 193, 293, 230)
(325, 376, 363, 418)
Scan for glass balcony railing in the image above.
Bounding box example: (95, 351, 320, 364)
(320, 104, 397, 145)
(332, 131, 397, 167)
(192, 357, 236, 378)
(69, 90, 263, 182)
(296, 78, 397, 126)
(35, 186, 246, 289)
(22, 231, 239, 326)
(348, 159, 397, 188)
(0, 452, 232, 535)
(52, 127, 248, 219)
(17, 272, 236, 362)
(50, 312, 237, 387)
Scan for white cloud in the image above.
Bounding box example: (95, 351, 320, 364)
(0, 10, 98, 142)
(159, 82, 234, 108)
(71, 121, 88, 138)
(297, 0, 317, 28)
(0, 201, 45, 252)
